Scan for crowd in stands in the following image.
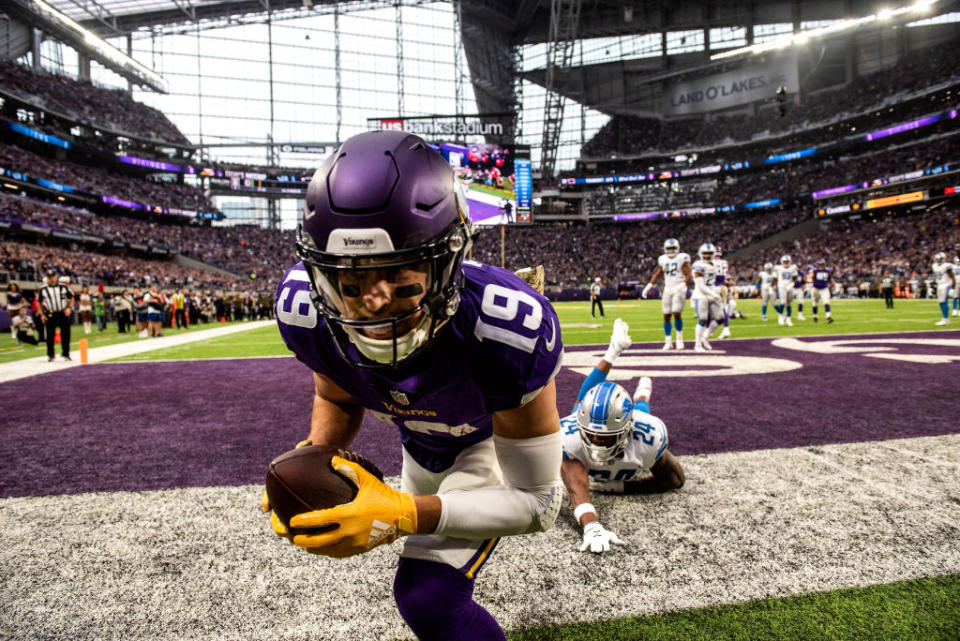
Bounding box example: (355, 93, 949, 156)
(582, 44, 960, 159)
(0, 60, 190, 145)
(0, 144, 216, 212)
(472, 208, 808, 289)
(583, 130, 960, 216)
(472, 202, 959, 294)
(0, 195, 295, 282)
(0, 239, 242, 290)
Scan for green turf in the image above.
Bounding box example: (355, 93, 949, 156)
(2, 298, 951, 364)
(0, 319, 254, 364)
(506, 575, 960, 641)
(105, 297, 954, 362)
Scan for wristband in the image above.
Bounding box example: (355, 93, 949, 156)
(573, 502, 597, 522)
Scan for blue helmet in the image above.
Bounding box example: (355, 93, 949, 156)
(296, 130, 474, 368)
(576, 381, 633, 464)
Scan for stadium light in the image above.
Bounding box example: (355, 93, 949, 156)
(710, 0, 941, 61)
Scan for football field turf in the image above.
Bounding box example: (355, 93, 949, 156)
(2, 296, 958, 640)
(0, 297, 950, 364)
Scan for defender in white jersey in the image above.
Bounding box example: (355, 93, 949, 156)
(691, 242, 723, 352)
(932, 252, 956, 326)
(953, 255, 960, 317)
(774, 254, 799, 326)
(642, 238, 693, 351)
(713, 246, 732, 338)
(757, 262, 776, 321)
(560, 319, 684, 553)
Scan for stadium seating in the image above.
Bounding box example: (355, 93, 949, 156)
(0, 60, 190, 145)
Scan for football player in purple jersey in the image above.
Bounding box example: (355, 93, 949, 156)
(265, 131, 564, 641)
(559, 319, 684, 554)
(808, 259, 835, 323)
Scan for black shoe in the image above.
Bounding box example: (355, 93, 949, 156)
(48, 356, 55, 362)
(827, 317, 834, 324)
(813, 317, 818, 322)
(62, 354, 71, 361)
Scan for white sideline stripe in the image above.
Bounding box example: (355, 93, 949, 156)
(0, 320, 273, 384)
(1, 433, 958, 640)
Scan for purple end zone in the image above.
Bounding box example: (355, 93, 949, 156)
(2, 331, 959, 498)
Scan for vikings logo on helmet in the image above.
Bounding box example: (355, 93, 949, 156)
(295, 130, 475, 369)
(576, 381, 632, 465)
(663, 238, 680, 257)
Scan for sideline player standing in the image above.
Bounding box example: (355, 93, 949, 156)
(758, 262, 776, 321)
(809, 258, 835, 323)
(266, 131, 564, 641)
(775, 254, 799, 326)
(641, 238, 692, 350)
(691, 243, 722, 352)
(793, 265, 806, 321)
(713, 246, 732, 338)
(560, 319, 684, 554)
(932, 252, 956, 326)
(590, 276, 605, 318)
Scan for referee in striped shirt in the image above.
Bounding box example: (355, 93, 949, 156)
(37, 270, 74, 362)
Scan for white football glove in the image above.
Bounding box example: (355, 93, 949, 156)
(641, 283, 653, 299)
(579, 521, 623, 554)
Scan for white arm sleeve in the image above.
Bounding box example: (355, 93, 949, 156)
(434, 431, 563, 538)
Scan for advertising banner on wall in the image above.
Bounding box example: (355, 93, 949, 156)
(368, 113, 509, 140)
(663, 52, 798, 116)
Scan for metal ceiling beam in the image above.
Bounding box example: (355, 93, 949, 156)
(540, 0, 581, 179)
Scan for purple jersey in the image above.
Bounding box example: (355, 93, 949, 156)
(275, 260, 563, 473)
(812, 267, 832, 289)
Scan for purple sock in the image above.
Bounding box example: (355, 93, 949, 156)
(394, 557, 506, 641)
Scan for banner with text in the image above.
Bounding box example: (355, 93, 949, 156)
(664, 53, 798, 116)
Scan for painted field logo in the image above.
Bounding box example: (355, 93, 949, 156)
(563, 348, 802, 378)
(772, 337, 960, 364)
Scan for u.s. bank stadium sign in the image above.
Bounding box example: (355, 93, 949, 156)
(370, 115, 505, 137)
(664, 53, 798, 116)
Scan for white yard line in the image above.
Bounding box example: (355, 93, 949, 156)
(1, 433, 957, 640)
(0, 320, 274, 384)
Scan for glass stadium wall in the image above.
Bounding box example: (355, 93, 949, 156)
(34, 2, 482, 229)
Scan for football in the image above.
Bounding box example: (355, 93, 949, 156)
(265, 444, 384, 535)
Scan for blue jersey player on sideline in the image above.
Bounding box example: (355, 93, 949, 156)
(560, 319, 685, 554)
(265, 131, 565, 641)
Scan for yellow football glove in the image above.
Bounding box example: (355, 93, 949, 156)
(289, 455, 417, 558)
(262, 439, 314, 539)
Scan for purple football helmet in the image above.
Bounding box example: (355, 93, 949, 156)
(296, 130, 474, 368)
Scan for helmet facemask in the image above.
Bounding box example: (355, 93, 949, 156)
(576, 382, 632, 465)
(663, 238, 679, 258)
(297, 222, 471, 368)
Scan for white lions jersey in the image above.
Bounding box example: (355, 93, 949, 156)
(691, 259, 717, 299)
(776, 264, 798, 287)
(759, 271, 775, 290)
(933, 261, 956, 286)
(658, 252, 691, 289)
(561, 409, 669, 491)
